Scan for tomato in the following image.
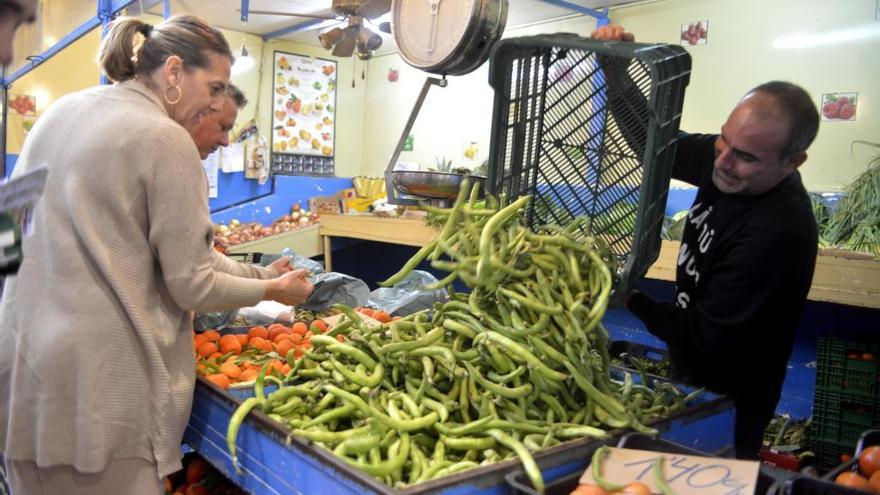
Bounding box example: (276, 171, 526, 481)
(570, 484, 609, 495)
(835, 472, 871, 491)
(868, 470, 880, 493)
(847, 352, 861, 360)
(859, 446, 880, 478)
(841, 454, 853, 463)
(862, 352, 875, 362)
(614, 482, 652, 495)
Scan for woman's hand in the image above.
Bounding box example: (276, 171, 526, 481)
(269, 255, 292, 275)
(591, 24, 635, 42)
(265, 268, 313, 306)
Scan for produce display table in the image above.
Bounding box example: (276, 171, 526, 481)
(320, 215, 880, 309)
(228, 224, 323, 259)
(185, 373, 734, 495)
(646, 240, 880, 309)
(318, 215, 439, 271)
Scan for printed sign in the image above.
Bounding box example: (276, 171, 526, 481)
(821, 92, 857, 121)
(271, 52, 337, 157)
(579, 447, 760, 495)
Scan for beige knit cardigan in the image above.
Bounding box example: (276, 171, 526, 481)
(0, 80, 274, 478)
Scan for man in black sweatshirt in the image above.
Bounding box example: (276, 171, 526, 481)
(592, 25, 819, 459)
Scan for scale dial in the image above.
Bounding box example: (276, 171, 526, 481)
(392, 0, 507, 76)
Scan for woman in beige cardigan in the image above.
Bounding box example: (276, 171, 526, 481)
(0, 15, 313, 494)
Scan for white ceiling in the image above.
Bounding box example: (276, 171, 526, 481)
(142, 0, 642, 50)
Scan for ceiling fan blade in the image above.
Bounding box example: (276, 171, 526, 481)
(356, 0, 392, 19)
(377, 21, 391, 34)
(332, 28, 358, 57)
(240, 9, 339, 21)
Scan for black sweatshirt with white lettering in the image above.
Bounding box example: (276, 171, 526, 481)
(627, 132, 817, 400)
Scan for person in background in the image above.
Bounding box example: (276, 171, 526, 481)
(592, 25, 819, 459)
(0, 0, 37, 65)
(191, 82, 245, 160)
(0, 15, 312, 494)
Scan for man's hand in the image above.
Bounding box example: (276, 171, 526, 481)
(270, 255, 292, 275)
(591, 24, 635, 42)
(265, 268, 314, 306)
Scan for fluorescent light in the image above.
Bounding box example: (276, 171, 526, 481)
(773, 25, 880, 50)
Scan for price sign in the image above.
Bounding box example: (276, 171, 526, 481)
(579, 447, 760, 495)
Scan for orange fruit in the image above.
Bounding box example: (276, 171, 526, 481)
(273, 333, 293, 344)
(275, 339, 294, 358)
(239, 368, 259, 382)
(208, 352, 223, 361)
(288, 333, 303, 344)
(248, 337, 273, 352)
(868, 471, 880, 493)
(219, 335, 242, 354)
(247, 326, 269, 340)
(268, 326, 292, 342)
(280, 363, 292, 375)
(186, 484, 209, 495)
(220, 361, 242, 379)
(235, 334, 248, 347)
(372, 310, 391, 323)
(202, 330, 221, 342)
(185, 457, 212, 485)
(291, 322, 308, 336)
(310, 320, 328, 333)
(197, 342, 218, 358)
(204, 373, 230, 389)
(267, 323, 287, 333)
(193, 333, 208, 350)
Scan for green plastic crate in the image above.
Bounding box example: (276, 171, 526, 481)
(806, 437, 853, 474)
(815, 337, 879, 398)
(810, 389, 878, 446)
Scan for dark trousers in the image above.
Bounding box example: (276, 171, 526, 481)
(734, 394, 777, 459)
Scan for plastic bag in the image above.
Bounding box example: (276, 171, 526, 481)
(367, 270, 448, 317)
(193, 309, 239, 332)
(260, 247, 325, 275)
(237, 300, 295, 325)
(301, 272, 370, 312)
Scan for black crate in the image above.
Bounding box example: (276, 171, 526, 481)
(486, 34, 691, 302)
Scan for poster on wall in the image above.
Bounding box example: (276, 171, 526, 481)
(680, 20, 708, 46)
(271, 52, 337, 159)
(821, 92, 857, 121)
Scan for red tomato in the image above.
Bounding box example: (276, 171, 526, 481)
(862, 352, 875, 362)
(835, 472, 871, 491)
(868, 470, 880, 493)
(859, 446, 880, 478)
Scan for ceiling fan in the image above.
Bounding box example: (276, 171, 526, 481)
(246, 0, 392, 60)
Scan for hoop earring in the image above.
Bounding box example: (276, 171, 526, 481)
(164, 85, 182, 105)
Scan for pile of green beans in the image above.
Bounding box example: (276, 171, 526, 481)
(226, 179, 700, 491)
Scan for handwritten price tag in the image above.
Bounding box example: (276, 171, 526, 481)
(579, 447, 760, 495)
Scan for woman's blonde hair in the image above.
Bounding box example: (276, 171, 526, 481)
(99, 15, 232, 83)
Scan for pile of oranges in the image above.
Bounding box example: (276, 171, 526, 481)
(165, 454, 245, 495)
(193, 320, 336, 389)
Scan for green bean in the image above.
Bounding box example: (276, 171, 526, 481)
(654, 455, 677, 495)
(474, 332, 568, 381)
(487, 429, 542, 493)
(379, 240, 439, 287)
(465, 362, 533, 399)
(227, 397, 265, 472)
(347, 434, 411, 477)
(592, 446, 625, 492)
(324, 385, 439, 432)
(334, 433, 381, 456)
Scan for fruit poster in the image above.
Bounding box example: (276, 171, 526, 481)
(821, 92, 857, 121)
(271, 51, 337, 157)
(680, 20, 708, 46)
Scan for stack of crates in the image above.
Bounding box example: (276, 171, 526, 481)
(808, 337, 880, 472)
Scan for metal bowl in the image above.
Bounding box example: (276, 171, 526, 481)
(391, 171, 487, 200)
